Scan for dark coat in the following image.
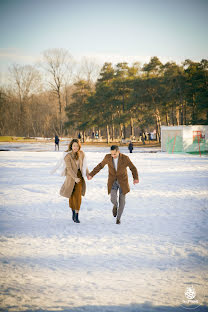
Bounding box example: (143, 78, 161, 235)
(89, 153, 139, 195)
(128, 143, 133, 151)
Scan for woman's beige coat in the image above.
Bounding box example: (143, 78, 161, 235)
(59, 150, 88, 199)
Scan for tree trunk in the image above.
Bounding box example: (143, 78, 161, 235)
(171, 105, 175, 126)
(123, 125, 126, 139)
(82, 130, 85, 143)
(111, 124, 115, 141)
(184, 101, 187, 125)
(130, 118, 134, 136)
(98, 128, 101, 137)
(106, 124, 110, 143)
(64, 85, 68, 107)
(176, 105, 180, 126)
(58, 91, 62, 135)
(120, 124, 124, 139)
(155, 108, 161, 142)
(122, 94, 126, 139)
(192, 94, 197, 124)
(166, 112, 169, 126)
(180, 108, 183, 125)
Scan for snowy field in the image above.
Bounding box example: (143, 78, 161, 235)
(0, 142, 208, 312)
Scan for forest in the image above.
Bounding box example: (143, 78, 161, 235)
(0, 48, 207, 142)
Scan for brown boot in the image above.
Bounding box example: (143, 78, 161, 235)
(112, 205, 117, 217)
(116, 218, 121, 224)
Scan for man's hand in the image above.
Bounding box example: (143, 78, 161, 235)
(133, 179, 139, 184)
(75, 178, 80, 183)
(87, 175, 92, 180)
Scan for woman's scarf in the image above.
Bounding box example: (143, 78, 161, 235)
(50, 150, 88, 177)
(50, 151, 68, 176)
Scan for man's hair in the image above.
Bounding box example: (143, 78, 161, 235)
(111, 145, 119, 151)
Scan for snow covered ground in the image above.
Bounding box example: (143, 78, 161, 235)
(0, 143, 208, 312)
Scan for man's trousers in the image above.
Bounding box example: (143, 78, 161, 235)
(110, 179, 126, 220)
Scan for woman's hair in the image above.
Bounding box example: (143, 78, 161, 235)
(65, 138, 81, 159)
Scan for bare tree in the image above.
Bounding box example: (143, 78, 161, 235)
(42, 48, 74, 134)
(8, 64, 41, 135)
(75, 56, 101, 86)
(9, 63, 41, 101)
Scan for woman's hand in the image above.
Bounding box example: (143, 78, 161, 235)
(75, 178, 81, 183)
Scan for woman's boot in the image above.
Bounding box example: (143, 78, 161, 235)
(72, 209, 76, 222)
(75, 213, 80, 223)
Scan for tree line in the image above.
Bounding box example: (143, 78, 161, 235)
(0, 49, 207, 142)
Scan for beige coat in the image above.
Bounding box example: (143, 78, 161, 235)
(59, 150, 89, 199)
(89, 153, 139, 195)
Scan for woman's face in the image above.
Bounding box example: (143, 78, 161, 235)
(72, 142, 79, 153)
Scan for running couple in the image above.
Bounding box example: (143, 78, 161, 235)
(60, 138, 139, 224)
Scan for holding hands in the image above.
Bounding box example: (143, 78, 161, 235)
(87, 174, 138, 185)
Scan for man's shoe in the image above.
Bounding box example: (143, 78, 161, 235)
(72, 210, 76, 222)
(112, 205, 117, 217)
(116, 219, 121, 224)
(75, 213, 80, 223)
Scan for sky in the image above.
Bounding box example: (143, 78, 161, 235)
(0, 0, 207, 82)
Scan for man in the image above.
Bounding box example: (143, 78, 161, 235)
(128, 141, 134, 153)
(55, 135, 59, 151)
(87, 145, 139, 224)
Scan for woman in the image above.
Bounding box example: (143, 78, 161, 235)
(59, 139, 89, 223)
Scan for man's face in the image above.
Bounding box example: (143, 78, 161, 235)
(111, 150, 120, 159)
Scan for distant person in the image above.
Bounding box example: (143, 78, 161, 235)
(87, 145, 139, 224)
(128, 142, 134, 153)
(55, 135, 59, 151)
(141, 134, 145, 145)
(78, 132, 81, 140)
